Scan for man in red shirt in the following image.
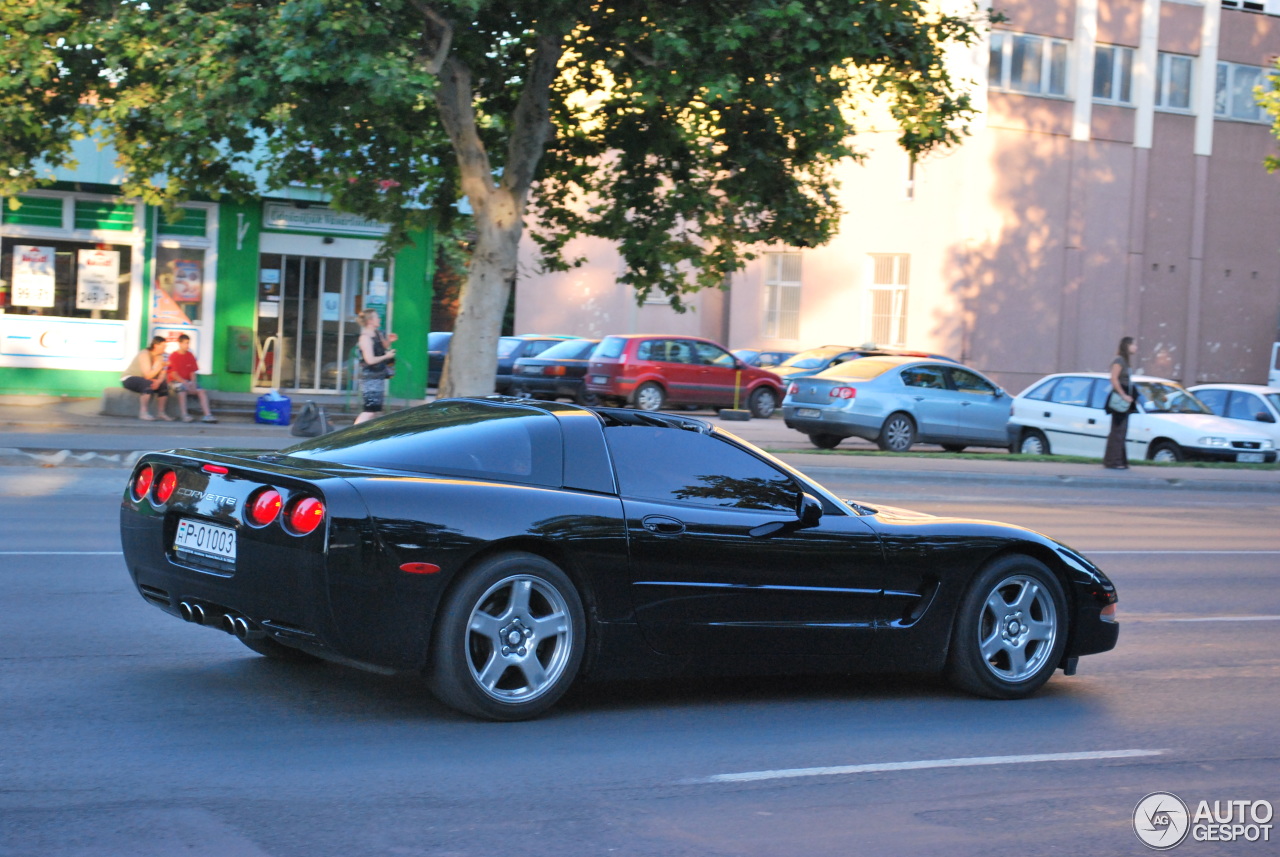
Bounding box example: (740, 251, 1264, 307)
(167, 334, 217, 423)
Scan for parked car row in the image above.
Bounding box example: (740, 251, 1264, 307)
(778, 354, 1277, 463)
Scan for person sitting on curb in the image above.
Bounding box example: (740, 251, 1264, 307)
(121, 336, 173, 421)
(166, 333, 217, 423)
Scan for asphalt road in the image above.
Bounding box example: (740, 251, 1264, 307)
(1, 471, 1277, 856)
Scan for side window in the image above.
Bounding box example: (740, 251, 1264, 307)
(1226, 392, 1266, 421)
(1049, 376, 1093, 406)
(604, 426, 801, 513)
(637, 340, 658, 361)
(693, 341, 735, 367)
(524, 340, 556, 358)
(1024, 379, 1057, 401)
(900, 365, 948, 389)
(1194, 389, 1227, 416)
(1089, 379, 1110, 410)
(949, 367, 998, 396)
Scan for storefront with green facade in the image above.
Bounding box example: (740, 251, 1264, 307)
(0, 185, 433, 402)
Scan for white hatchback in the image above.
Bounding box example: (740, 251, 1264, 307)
(1187, 384, 1280, 448)
(1007, 372, 1276, 463)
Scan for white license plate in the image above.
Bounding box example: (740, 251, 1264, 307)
(796, 408, 821, 418)
(174, 518, 237, 562)
(522, 365, 543, 374)
(592, 375, 609, 384)
(1237, 452, 1265, 463)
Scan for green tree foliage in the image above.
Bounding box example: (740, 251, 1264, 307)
(1, 0, 991, 396)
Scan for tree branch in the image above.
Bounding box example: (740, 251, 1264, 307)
(502, 26, 568, 199)
(406, 0, 453, 75)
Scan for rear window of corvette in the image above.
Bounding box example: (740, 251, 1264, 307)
(284, 400, 563, 486)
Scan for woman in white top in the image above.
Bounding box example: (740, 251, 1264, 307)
(121, 336, 173, 421)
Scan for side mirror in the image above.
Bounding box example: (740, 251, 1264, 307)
(994, 388, 1005, 399)
(1257, 411, 1276, 424)
(749, 492, 824, 538)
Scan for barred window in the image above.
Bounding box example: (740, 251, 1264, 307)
(867, 254, 909, 347)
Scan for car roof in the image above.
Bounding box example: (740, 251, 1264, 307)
(1022, 371, 1181, 385)
(1188, 383, 1280, 394)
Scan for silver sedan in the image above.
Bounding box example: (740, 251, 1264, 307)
(781, 355, 1010, 452)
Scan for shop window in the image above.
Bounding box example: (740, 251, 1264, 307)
(1, 237, 132, 319)
(155, 246, 206, 324)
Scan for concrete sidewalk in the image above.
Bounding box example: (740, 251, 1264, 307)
(1, 394, 1277, 493)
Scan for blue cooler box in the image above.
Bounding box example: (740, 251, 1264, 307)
(255, 394, 292, 425)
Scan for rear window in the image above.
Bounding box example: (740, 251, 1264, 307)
(497, 337, 523, 358)
(283, 400, 563, 486)
(596, 336, 627, 359)
(1022, 379, 1056, 401)
(818, 358, 897, 380)
(536, 338, 598, 360)
(779, 346, 846, 370)
(427, 332, 452, 350)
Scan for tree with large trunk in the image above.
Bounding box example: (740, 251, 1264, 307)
(2, 0, 991, 397)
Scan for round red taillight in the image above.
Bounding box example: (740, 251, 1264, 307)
(153, 470, 178, 504)
(286, 496, 325, 535)
(247, 489, 282, 527)
(133, 465, 154, 500)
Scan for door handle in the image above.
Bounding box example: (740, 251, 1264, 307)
(913, 396, 924, 401)
(1043, 411, 1051, 418)
(960, 401, 972, 407)
(642, 515, 686, 535)
(1088, 418, 1096, 425)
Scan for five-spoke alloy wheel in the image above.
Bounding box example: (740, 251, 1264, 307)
(633, 382, 666, 412)
(430, 552, 585, 720)
(947, 555, 1067, 699)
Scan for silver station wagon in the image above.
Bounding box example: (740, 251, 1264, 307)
(781, 356, 1010, 452)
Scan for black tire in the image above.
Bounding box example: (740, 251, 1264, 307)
(1149, 440, 1184, 462)
(238, 635, 321, 663)
(941, 444, 967, 453)
(876, 412, 916, 452)
(633, 382, 666, 412)
(748, 386, 779, 418)
(573, 387, 599, 406)
(947, 555, 1068, 700)
(429, 552, 586, 721)
(1017, 429, 1050, 456)
(809, 433, 843, 450)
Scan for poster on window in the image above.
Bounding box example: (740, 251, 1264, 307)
(75, 249, 121, 311)
(171, 259, 202, 302)
(12, 245, 56, 308)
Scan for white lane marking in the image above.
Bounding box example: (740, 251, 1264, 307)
(1086, 550, 1280, 555)
(693, 748, 1166, 784)
(0, 555, 122, 560)
(1164, 615, 1280, 623)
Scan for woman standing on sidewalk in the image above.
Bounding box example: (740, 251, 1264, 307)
(1104, 336, 1138, 469)
(355, 309, 397, 425)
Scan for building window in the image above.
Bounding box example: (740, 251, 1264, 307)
(867, 254, 909, 347)
(1156, 53, 1195, 111)
(762, 252, 801, 341)
(989, 31, 1069, 97)
(1220, 1, 1267, 13)
(1215, 61, 1275, 121)
(1093, 44, 1134, 104)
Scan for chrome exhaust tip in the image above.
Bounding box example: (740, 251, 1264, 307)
(220, 613, 237, 635)
(178, 601, 194, 622)
(233, 617, 249, 639)
(191, 603, 207, 625)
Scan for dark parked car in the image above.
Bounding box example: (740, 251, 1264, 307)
(586, 334, 785, 417)
(772, 344, 958, 382)
(509, 338, 601, 404)
(733, 348, 797, 369)
(782, 355, 1009, 451)
(120, 399, 1119, 721)
(495, 334, 578, 394)
(426, 331, 452, 388)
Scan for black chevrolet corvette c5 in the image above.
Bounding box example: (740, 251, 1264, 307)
(120, 398, 1118, 720)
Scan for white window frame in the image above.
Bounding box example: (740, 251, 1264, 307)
(1214, 61, 1276, 122)
(1093, 44, 1135, 105)
(1155, 52, 1195, 112)
(761, 252, 801, 341)
(153, 202, 219, 374)
(865, 254, 909, 348)
(989, 31, 1071, 98)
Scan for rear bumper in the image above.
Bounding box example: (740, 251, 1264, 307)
(781, 406, 881, 440)
(511, 377, 588, 399)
